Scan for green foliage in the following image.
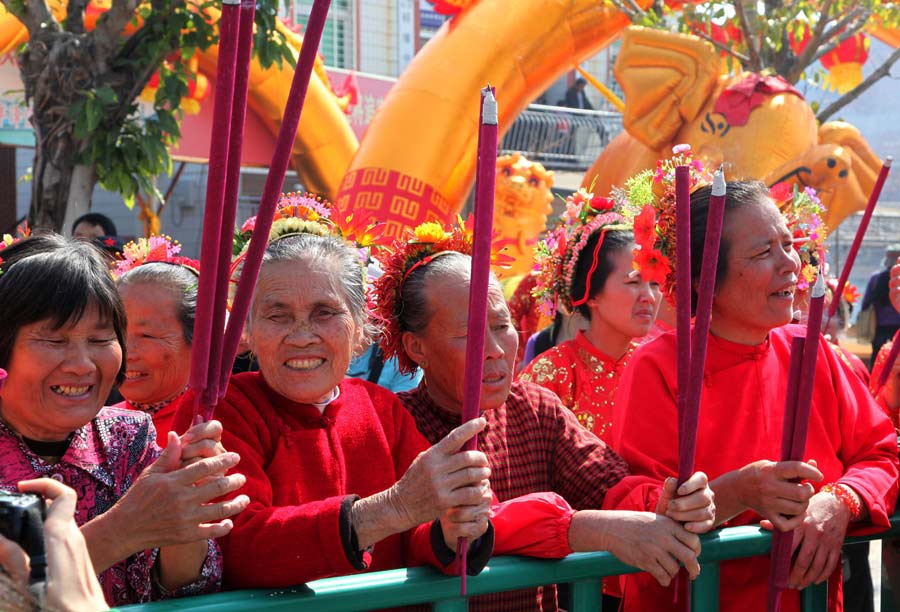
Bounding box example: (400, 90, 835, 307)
(606, 0, 900, 84)
(56, 0, 294, 206)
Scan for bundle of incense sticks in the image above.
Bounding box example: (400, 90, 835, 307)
(767, 272, 826, 612)
(188, 0, 333, 421)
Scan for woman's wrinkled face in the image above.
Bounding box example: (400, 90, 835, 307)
(119, 282, 192, 405)
(406, 271, 518, 414)
(1, 305, 123, 441)
(587, 247, 661, 342)
(248, 259, 361, 404)
(710, 197, 801, 345)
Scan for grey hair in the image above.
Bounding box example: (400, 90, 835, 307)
(117, 262, 198, 344)
(399, 251, 472, 334)
(259, 234, 376, 342)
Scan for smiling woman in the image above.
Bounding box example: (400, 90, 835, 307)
(170, 230, 497, 590)
(0, 234, 249, 607)
(116, 260, 198, 446)
(611, 181, 900, 612)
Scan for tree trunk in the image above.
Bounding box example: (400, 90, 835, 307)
(20, 28, 99, 232)
(61, 163, 97, 233)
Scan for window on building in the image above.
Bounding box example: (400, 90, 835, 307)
(295, 0, 354, 69)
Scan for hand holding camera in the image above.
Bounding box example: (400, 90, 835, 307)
(0, 479, 108, 612)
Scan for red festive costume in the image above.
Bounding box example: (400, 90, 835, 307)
(518, 331, 636, 442)
(640, 319, 673, 345)
(609, 325, 899, 612)
(171, 373, 489, 590)
(400, 380, 630, 611)
(870, 341, 898, 430)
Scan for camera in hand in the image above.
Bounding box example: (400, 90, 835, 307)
(0, 491, 46, 587)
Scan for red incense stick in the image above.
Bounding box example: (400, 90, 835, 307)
(828, 157, 893, 324)
(678, 170, 726, 485)
(674, 165, 692, 485)
(455, 86, 497, 595)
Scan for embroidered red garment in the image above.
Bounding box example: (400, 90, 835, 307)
(518, 331, 636, 443)
(400, 380, 630, 611)
(171, 374, 450, 590)
(609, 325, 899, 612)
(713, 74, 803, 127)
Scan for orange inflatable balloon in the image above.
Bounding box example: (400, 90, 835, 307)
(335, 0, 656, 242)
(585, 27, 883, 230)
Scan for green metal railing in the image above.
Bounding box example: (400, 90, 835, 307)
(121, 514, 900, 611)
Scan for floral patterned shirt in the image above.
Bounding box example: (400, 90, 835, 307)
(518, 331, 637, 443)
(0, 406, 222, 606)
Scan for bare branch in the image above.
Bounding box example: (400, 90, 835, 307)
(786, 0, 837, 82)
(817, 44, 900, 122)
(3, 0, 58, 35)
(811, 16, 869, 66)
(92, 0, 140, 55)
(689, 27, 751, 64)
(65, 0, 88, 33)
(605, 0, 637, 19)
(622, 0, 645, 17)
(734, 0, 763, 72)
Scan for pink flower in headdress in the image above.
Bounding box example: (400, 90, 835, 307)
(241, 215, 258, 234)
(672, 143, 692, 155)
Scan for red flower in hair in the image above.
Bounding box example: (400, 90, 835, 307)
(633, 246, 671, 287)
(589, 196, 615, 212)
(633, 205, 656, 245)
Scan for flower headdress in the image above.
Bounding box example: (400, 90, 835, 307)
(613, 144, 713, 303)
(0, 223, 31, 275)
(113, 235, 199, 278)
(769, 183, 828, 291)
(371, 217, 514, 374)
(531, 188, 626, 317)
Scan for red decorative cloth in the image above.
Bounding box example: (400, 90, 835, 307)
(400, 380, 630, 611)
(170, 374, 447, 590)
(713, 74, 804, 127)
(871, 341, 898, 430)
(609, 325, 899, 612)
(518, 331, 637, 443)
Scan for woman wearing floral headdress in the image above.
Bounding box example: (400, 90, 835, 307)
(372, 219, 715, 612)
(518, 189, 661, 442)
(609, 148, 898, 612)
(170, 198, 499, 589)
(113, 236, 201, 446)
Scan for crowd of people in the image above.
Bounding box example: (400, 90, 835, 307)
(0, 152, 898, 612)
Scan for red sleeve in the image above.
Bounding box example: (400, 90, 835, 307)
(490, 492, 574, 558)
(824, 341, 899, 530)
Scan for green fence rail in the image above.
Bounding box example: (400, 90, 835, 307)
(121, 514, 900, 611)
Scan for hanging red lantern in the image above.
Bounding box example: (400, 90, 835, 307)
(819, 32, 870, 94)
(789, 24, 869, 94)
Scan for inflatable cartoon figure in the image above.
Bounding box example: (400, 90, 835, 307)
(585, 27, 884, 229)
(493, 153, 554, 279)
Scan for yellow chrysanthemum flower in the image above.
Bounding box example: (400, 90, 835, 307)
(414, 222, 447, 243)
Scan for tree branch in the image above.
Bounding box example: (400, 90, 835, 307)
(3, 0, 58, 36)
(817, 44, 900, 122)
(786, 0, 837, 82)
(734, 0, 763, 72)
(690, 26, 751, 64)
(92, 0, 140, 55)
(811, 16, 869, 65)
(605, 0, 638, 19)
(65, 0, 88, 34)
